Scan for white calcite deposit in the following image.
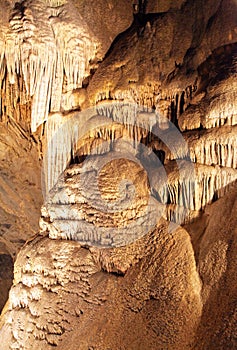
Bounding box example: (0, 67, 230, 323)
(0, 0, 98, 131)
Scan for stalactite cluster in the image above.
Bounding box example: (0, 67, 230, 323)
(0, 1, 237, 348)
(0, 0, 98, 132)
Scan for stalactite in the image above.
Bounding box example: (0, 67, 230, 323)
(188, 126, 237, 168)
(0, 0, 98, 132)
(42, 107, 237, 229)
(1, 1, 236, 245)
(43, 113, 77, 196)
(156, 163, 237, 224)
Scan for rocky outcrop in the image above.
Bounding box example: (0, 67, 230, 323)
(0, 119, 42, 310)
(71, 0, 134, 57)
(187, 188, 237, 350)
(0, 121, 42, 256)
(0, 221, 202, 350)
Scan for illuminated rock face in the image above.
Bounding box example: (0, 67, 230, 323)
(0, 0, 97, 131)
(0, 224, 203, 350)
(0, 0, 133, 132)
(0, 0, 237, 349)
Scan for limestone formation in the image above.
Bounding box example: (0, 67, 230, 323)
(0, 0, 236, 349)
(0, 223, 203, 350)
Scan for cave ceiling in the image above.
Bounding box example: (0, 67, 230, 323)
(0, 0, 236, 349)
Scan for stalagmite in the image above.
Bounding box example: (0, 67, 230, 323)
(1, 1, 237, 349)
(40, 152, 237, 244)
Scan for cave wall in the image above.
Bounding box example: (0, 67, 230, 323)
(0, 0, 236, 349)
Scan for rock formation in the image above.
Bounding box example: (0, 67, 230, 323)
(0, 0, 236, 349)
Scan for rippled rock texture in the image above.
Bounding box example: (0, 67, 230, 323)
(0, 0, 236, 349)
